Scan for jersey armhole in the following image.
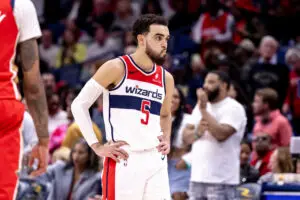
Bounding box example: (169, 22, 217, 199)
(109, 57, 127, 91)
(10, 0, 15, 10)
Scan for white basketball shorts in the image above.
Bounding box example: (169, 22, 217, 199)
(102, 147, 170, 200)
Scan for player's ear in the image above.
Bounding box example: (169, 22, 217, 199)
(137, 34, 145, 46)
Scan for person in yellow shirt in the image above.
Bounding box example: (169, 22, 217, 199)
(62, 121, 102, 149)
(56, 29, 87, 68)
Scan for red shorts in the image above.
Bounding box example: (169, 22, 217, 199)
(0, 99, 24, 200)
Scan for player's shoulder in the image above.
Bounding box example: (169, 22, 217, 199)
(164, 70, 174, 84)
(101, 58, 125, 73)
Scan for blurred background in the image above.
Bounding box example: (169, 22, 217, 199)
(16, 0, 300, 199)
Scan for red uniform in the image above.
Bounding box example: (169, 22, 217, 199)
(0, 0, 41, 199)
(192, 11, 233, 60)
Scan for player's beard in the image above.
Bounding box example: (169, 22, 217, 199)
(206, 86, 220, 102)
(145, 43, 166, 66)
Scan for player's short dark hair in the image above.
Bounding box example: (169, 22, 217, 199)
(208, 70, 231, 90)
(255, 88, 278, 110)
(132, 14, 168, 42)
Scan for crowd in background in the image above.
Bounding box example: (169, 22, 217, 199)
(16, 0, 300, 199)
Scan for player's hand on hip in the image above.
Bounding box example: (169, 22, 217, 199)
(156, 135, 170, 155)
(91, 141, 129, 163)
(28, 138, 49, 177)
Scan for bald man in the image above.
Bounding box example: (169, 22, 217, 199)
(244, 35, 289, 108)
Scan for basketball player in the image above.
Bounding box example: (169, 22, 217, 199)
(71, 14, 174, 200)
(0, 0, 48, 199)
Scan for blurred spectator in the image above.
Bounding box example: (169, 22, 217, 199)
(64, 0, 93, 23)
(215, 53, 242, 85)
(252, 88, 292, 149)
(141, 0, 163, 15)
(168, 0, 194, 32)
(56, 29, 87, 68)
(85, 0, 114, 33)
(233, 39, 256, 68)
(251, 133, 274, 176)
(124, 45, 137, 55)
(203, 46, 223, 70)
(52, 146, 71, 163)
(61, 120, 103, 150)
(49, 106, 73, 154)
(245, 17, 267, 46)
(283, 48, 300, 135)
(124, 30, 136, 47)
(187, 54, 205, 106)
(92, 97, 106, 142)
(229, 81, 254, 132)
(39, 29, 59, 68)
(111, 0, 139, 31)
(65, 20, 92, 44)
(240, 139, 260, 184)
(192, 0, 234, 48)
(42, 72, 57, 96)
(86, 26, 117, 61)
(183, 71, 246, 199)
(37, 139, 101, 200)
(61, 87, 79, 111)
(22, 111, 38, 154)
(244, 36, 289, 106)
(233, 9, 267, 46)
(258, 147, 294, 183)
(168, 86, 191, 200)
(48, 93, 69, 135)
(31, 0, 45, 23)
(159, 0, 175, 19)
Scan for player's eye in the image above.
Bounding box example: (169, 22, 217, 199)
(155, 35, 163, 41)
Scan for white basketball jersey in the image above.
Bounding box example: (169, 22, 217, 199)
(103, 55, 166, 151)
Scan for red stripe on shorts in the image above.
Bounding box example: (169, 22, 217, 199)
(102, 158, 116, 200)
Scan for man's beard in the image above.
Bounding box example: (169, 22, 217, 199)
(145, 44, 166, 66)
(207, 87, 220, 102)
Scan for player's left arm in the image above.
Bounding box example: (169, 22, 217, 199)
(17, 0, 48, 176)
(159, 71, 174, 147)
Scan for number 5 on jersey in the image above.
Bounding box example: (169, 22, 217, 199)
(141, 100, 151, 125)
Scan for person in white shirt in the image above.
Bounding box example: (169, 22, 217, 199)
(48, 93, 69, 135)
(22, 111, 38, 154)
(183, 71, 247, 200)
(39, 29, 59, 68)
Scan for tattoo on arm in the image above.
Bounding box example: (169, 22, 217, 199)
(26, 96, 49, 139)
(19, 39, 49, 139)
(19, 39, 39, 72)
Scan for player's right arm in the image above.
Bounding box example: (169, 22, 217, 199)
(71, 59, 129, 162)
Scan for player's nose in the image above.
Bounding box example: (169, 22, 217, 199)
(161, 40, 167, 49)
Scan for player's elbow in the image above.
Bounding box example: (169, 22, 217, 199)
(70, 97, 82, 117)
(24, 83, 44, 100)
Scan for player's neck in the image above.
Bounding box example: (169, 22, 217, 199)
(130, 51, 154, 72)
